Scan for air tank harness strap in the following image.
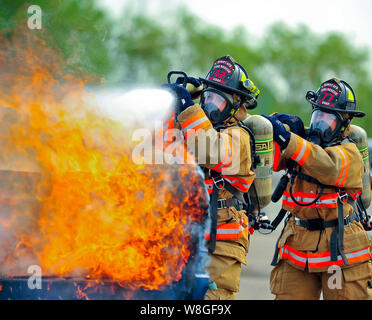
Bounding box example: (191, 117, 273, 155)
(207, 170, 246, 254)
(333, 192, 349, 264)
(270, 211, 291, 266)
(289, 169, 325, 207)
(292, 169, 337, 189)
(292, 169, 349, 265)
(208, 176, 220, 254)
(269, 169, 328, 232)
(271, 169, 350, 266)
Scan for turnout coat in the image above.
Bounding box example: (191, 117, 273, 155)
(273, 132, 372, 273)
(177, 103, 255, 266)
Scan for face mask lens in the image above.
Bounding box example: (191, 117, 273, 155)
(310, 109, 341, 143)
(311, 110, 338, 130)
(203, 92, 228, 112)
(201, 90, 234, 124)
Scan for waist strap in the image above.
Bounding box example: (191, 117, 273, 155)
(293, 211, 359, 231)
(217, 198, 244, 211)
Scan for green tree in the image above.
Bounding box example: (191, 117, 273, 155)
(258, 22, 372, 129)
(0, 0, 114, 81)
(1, 1, 371, 134)
(113, 6, 372, 133)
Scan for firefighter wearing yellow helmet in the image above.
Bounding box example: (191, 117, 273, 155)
(163, 55, 268, 300)
(264, 78, 372, 300)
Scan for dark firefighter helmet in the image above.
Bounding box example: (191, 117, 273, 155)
(306, 78, 365, 118)
(199, 55, 260, 109)
(198, 55, 260, 125)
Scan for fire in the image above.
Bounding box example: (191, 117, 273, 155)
(0, 28, 207, 293)
(76, 284, 91, 300)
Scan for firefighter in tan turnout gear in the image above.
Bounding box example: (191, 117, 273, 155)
(264, 78, 372, 300)
(163, 55, 262, 300)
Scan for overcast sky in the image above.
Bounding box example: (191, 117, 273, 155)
(98, 0, 372, 52)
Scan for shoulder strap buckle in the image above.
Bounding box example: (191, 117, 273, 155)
(338, 191, 348, 203)
(212, 175, 225, 190)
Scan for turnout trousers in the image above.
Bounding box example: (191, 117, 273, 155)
(270, 259, 372, 300)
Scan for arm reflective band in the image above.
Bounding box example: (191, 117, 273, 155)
(333, 146, 350, 188)
(290, 136, 312, 165)
(181, 111, 211, 139)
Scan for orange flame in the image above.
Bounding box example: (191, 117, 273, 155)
(0, 28, 207, 293)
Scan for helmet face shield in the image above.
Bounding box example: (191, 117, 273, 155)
(200, 89, 234, 124)
(203, 91, 228, 112)
(309, 109, 343, 145)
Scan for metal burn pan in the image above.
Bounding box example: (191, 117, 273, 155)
(0, 167, 210, 300)
(0, 276, 194, 300)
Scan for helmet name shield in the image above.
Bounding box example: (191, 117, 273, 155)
(317, 83, 341, 108)
(199, 55, 259, 111)
(306, 78, 365, 118)
(208, 57, 235, 85)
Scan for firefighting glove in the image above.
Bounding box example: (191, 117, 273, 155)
(176, 76, 204, 100)
(274, 114, 305, 138)
(261, 115, 290, 150)
(161, 83, 194, 115)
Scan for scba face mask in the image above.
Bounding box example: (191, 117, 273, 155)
(200, 88, 235, 125)
(308, 108, 343, 146)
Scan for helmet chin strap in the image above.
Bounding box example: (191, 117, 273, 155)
(340, 117, 352, 138)
(223, 100, 243, 125)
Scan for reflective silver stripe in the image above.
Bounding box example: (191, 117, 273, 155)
(204, 224, 248, 238)
(182, 116, 209, 132)
(293, 139, 308, 163)
(223, 177, 251, 189)
(346, 248, 369, 259)
(308, 256, 342, 264)
(216, 225, 246, 235)
(308, 248, 370, 264)
(281, 247, 307, 264)
(217, 229, 239, 235)
(283, 194, 337, 205)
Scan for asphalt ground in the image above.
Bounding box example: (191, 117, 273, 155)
(236, 199, 282, 300)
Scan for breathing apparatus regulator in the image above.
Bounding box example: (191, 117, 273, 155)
(271, 78, 371, 231)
